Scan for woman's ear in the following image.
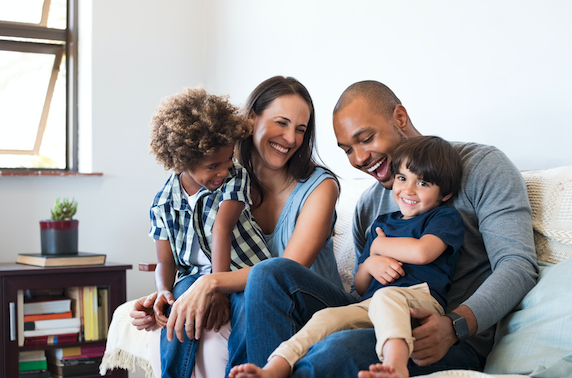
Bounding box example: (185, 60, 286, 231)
(249, 109, 256, 119)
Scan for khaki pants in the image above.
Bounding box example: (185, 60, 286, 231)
(270, 283, 444, 369)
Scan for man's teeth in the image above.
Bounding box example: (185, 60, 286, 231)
(270, 142, 289, 153)
(402, 198, 418, 205)
(367, 158, 385, 173)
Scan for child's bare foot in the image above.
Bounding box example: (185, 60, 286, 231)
(229, 363, 265, 378)
(229, 356, 291, 378)
(357, 363, 409, 378)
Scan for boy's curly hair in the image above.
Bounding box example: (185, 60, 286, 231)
(149, 87, 252, 173)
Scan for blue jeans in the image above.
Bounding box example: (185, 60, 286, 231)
(292, 329, 485, 377)
(160, 273, 201, 378)
(232, 258, 486, 377)
(228, 258, 357, 371)
(163, 274, 246, 378)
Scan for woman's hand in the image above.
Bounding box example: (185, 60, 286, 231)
(203, 292, 230, 332)
(130, 292, 159, 332)
(153, 290, 175, 328)
(364, 255, 405, 285)
(166, 274, 217, 342)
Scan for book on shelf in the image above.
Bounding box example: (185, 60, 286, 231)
(19, 350, 47, 372)
(24, 311, 72, 322)
(24, 333, 78, 346)
(46, 345, 105, 361)
(47, 355, 103, 367)
(97, 286, 109, 339)
(24, 297, 72, 315)
(18, 371, 51, 378)
(64, 286, 84, 341)
(82, 286, 99, 341)
(24, 326, 81, 337)
(17, 252, 106, 267)
(48, 358, 101, 376)
(24, 317, 80, 331)
(18, 359, 48, 372)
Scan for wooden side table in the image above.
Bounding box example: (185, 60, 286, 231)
(0, 261, 132, 377)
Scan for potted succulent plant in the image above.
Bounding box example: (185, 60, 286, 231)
(40, 197, 79, 255)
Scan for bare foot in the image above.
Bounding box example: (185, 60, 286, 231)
(357, 363, 408, 378)
(229, 358, 290, 378)
(229, 363, 265, 378)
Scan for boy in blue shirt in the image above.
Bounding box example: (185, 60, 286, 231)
(148, 87, 272, 378)
(229, 135, 464, 378)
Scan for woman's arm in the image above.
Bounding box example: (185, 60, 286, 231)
(280, 178, 339, 266)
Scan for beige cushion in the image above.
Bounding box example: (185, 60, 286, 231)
(522, 166, 572, 264)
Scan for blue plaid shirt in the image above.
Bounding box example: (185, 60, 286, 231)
(149, 162, 271, 281)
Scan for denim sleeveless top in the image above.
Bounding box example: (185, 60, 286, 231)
(264, 168, 344, 290)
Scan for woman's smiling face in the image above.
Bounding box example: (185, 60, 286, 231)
(251, 94, 310, 172)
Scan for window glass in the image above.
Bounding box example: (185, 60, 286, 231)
(0, 0, 72, 170)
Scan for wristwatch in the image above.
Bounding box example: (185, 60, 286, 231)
(445, 312, 470, 344)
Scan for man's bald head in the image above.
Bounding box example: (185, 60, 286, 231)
(334, 80, 402, 121)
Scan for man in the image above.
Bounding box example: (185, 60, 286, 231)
(243, 80, 538, 376)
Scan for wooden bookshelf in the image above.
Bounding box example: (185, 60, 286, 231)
(0, 262, 132, 377)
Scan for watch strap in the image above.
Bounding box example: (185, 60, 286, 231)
(444, 312, 469, 344)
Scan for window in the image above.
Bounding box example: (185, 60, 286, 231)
(0, 0, 78, 170)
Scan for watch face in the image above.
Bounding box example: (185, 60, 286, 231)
(453, 317, 470, 340)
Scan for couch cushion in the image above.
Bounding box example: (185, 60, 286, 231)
(333, 178, 376, 292)
(484, 258, 572, 377)
(522, 166, 572, 264)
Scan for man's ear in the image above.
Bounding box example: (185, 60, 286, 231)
(393, 105, 409, 131)
(441, 193, 453, 202)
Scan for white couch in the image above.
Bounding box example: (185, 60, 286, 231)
(100, 166, 572, 378)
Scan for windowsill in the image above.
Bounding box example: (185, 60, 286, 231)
(0, 170, 103, 177)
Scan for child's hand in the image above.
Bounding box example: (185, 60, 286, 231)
(370, 227, 387, 256)
(202, 293, 230, 332)
(153, 290, 175, 328)
(364, 255, 405, 285)
(130, 292, 159, 331)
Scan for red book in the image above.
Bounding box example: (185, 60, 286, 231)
(24, 333, 78, 346)
(24, 311, 73, 322)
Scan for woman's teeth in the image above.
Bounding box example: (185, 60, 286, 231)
(270, 142, 289, 153)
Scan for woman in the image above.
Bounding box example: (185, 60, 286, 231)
(131, 76, 345, 377)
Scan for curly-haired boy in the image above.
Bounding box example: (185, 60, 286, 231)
(148, 87, 271, 378)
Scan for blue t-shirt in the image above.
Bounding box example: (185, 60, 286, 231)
(358, 204, 464, 309)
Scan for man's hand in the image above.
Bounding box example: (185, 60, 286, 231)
(409, 308, 458, 366)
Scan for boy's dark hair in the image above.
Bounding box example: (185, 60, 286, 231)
(392, 136, 463, 199)
(149, 87, 251, 174)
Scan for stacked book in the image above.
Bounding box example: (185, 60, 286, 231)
(46, 346, 105, 378)
(19, 350, 51, 378)
(23, 297, 79, 346)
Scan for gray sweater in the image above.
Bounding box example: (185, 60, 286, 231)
(352, 142, 538, 358)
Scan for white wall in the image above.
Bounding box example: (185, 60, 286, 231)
(204, 0, 572, 179)
(1, 1, 571, 305)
